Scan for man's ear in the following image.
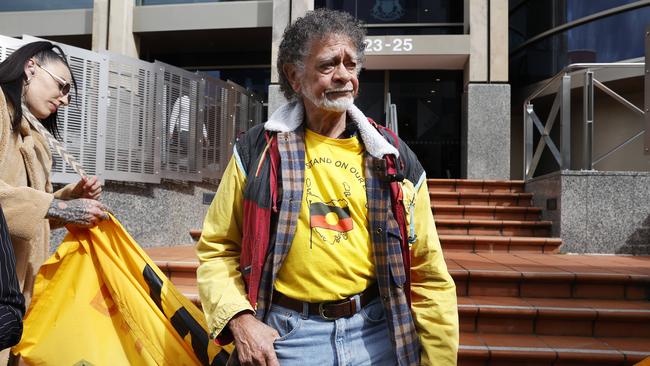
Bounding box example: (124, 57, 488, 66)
(283, 64, 301, 94)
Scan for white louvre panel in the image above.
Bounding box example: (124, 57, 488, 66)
(227, 81, 254, 136)
(155, 61, 203, 182)
(22, 35, 108, 185)
(249, 93, 264, 130)
(0, 35, 26, 62)
(202, 75, 231, 180)
(101, 51, 161, 183)
(1, 35, 265, 185)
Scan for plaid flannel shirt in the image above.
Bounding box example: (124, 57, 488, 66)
(252, 127, 421, 365)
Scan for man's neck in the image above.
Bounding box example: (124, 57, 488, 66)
(303, 103, 347, 138)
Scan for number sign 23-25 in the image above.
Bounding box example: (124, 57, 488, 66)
(363, 38, 414, 52)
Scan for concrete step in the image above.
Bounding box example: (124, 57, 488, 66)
(145, 248, 650, 365)
(174, 288, 650, 340)
(439, 235, 561, 253)
(460, 296, 650, 338)
(144, 179, 650, 364)
(458, 332, 649, 365)
(432, 204, 542, 221)
(149, 250, 650, 302)
(430, 191, 534, 207)
(448, 252, 650, 300)
(435, 218, 552, 237)
(427, 179, 525, 194)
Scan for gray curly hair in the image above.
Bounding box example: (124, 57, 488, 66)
(277, 8, 366, 100)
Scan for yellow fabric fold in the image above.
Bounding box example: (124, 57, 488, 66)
(13, 214, 231, 366)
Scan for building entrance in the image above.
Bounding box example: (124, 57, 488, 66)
(355, 70, 462, 178)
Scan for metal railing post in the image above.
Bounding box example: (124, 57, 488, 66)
(197, 77, 207, 176)
(389, 104, 398, 136)
(524, 62, 644, 176)
(225, 85, 237, 160)
(583, 70, 594, 169)
(560, 74, 572, 170)
(524, 103, 533, 179)
(643, 26, 650, 155)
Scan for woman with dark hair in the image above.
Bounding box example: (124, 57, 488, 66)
(0, 41, 108, 329)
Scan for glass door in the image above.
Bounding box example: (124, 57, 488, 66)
(356, 70, 462, 178)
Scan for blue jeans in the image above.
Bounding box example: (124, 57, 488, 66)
(267, 297, 396, 365)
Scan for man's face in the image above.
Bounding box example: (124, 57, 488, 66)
(290, 34, 360, 113)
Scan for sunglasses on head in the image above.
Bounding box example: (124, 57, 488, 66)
(34, 60, 71, 96)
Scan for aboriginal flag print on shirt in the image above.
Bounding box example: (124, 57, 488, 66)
(274, 128, 375, 303)
(309, 202, 353, 232)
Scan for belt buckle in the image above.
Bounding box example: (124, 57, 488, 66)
(318, 302, 338, 321)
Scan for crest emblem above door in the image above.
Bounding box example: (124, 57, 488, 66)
(371, 0, 405, 22)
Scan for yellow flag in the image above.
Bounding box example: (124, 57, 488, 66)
(13, 214, 231, 366)
(637, 356, 650, 366)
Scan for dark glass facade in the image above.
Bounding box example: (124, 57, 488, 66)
(0, 0, 92, 11)
(510, 0, 640, 49)
(510, 1, 650, 85)
(137, 0, 242, 5)
(315, 0, 464, 35)
(203, 68, 270, 120)
(204, 68, 270, 103)
(355, 70, 462, 178)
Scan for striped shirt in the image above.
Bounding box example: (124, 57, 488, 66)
(0, 205, 25, 350)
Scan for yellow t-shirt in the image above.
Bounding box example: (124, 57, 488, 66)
(274, 129, 374, 302)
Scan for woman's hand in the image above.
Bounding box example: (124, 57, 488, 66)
(70, 176, 102, 200)
(47, 198, 109, 228)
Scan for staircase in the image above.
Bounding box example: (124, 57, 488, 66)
(430, 179, 561, 253)
(147, 179, 650, 365)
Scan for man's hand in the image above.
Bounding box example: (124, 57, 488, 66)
(228, 312, 280, 366)
(70, 176, 103, 200)
(47, 198, 109, 228)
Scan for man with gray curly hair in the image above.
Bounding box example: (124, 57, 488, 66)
(275, 7, 366, 112)
(197, 8, 458, 366)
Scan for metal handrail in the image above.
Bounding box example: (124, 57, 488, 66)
(525, 63, 644, 103)
(523, 62, 646, 181)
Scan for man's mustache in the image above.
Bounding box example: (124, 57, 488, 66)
(324, 87, 353, 95)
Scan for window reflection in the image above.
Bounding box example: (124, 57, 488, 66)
(565, 0, 638, 21)
(355, 70, 462, 178)
(137, 0, 237, 5)
(510, 5, 650, 85)
(388, 70, 461, 178)
(203, 68, 270, 103)
(315, 0, 463, 35)
(510, 0, 641, 49)
(0, 0, 92, 11)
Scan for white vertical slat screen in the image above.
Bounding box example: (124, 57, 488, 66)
(202, 75, 231, 180)
(228, 81, 254, 137)
(0, 35, 24, 61)
(101, 51, 161, 183)
(0, 35, 263, 184)
(155, 61, 203, 182)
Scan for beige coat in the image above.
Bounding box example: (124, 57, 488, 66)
(0, 90, 76, 304)
(0, 89, 77, 364)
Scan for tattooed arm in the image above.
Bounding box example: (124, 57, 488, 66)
(46, 198, 109, 228)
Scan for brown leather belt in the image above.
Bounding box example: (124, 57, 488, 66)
(272, 283, 380, 321)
